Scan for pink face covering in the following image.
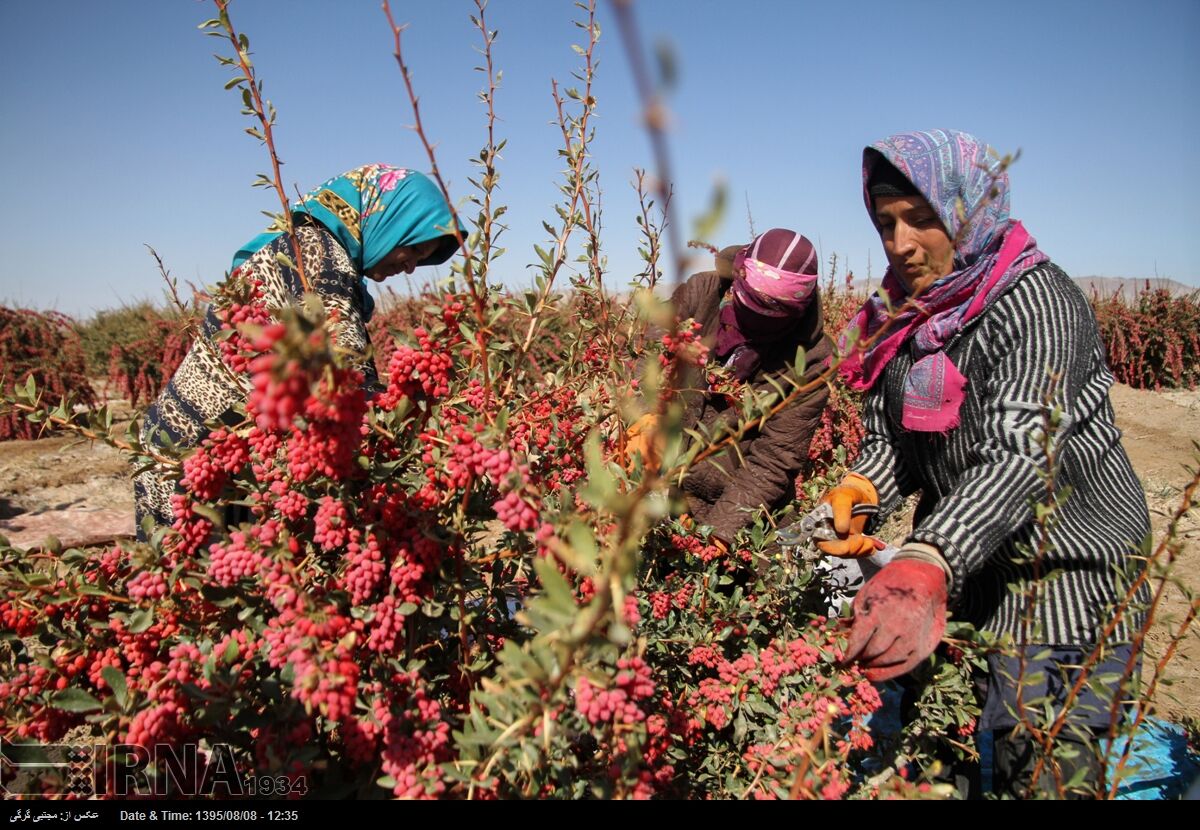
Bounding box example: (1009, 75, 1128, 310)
(713, 228, 821, 382)
(732, 256, 820, 319)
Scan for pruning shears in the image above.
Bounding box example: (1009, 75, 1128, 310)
(776, 503, 890, 556)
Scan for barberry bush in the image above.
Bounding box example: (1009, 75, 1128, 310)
(1091, 284, 1200, 390)
(0, 306, 97, 441)
(0, 284, 978, 797)
(809, 269, 867, 473)
(76, 302, 197, 407)
(0, 0, 1192, 801)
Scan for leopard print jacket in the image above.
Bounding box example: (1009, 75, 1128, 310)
(133, 223, 378, 534)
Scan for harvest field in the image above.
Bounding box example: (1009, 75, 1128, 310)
(2, 0, 1198, 802)
(2, 280, 1197, 799)
(2, 371, 1199, 726)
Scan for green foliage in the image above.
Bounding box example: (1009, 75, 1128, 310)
(0, 0, 1192, 803)
(75, 302, 196, 406)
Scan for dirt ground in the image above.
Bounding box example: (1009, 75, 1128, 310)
(1109, 384, 1200, 724)
(1, 384, 1196, 721)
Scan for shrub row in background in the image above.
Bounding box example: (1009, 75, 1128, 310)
(75, 303, 197, 408)
(6, 280, 1195, 446)
(1092, 285, 1200, 391)
(0, 306, 97, 441)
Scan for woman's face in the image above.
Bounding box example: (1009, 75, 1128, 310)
(874, 194, 955, 295)
(366, 239, 441, 282)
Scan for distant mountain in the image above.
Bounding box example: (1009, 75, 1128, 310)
(849, 276, 1197, 300)
(1069, 277, 1197, 300)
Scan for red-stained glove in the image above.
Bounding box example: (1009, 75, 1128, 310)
(844, 559, 947, 682)
(816, 473, 879, 558)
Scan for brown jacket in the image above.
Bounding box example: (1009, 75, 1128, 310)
(670, 270, 832, 542)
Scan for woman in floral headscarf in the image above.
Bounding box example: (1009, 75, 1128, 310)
(629, 229, 832, 548)
(818, 130, 1150, 797)
(134, 164, 460, 534)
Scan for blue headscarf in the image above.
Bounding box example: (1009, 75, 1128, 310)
(232, 164, 461, 276)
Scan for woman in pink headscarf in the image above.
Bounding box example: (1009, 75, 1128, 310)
(819, 129, 1150, 797)
(644, 228, 832, 548)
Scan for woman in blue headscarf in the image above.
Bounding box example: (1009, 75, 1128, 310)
(134, 164, 460, 534)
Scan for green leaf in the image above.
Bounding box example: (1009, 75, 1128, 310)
(560, 521, 598, 576)
(578, 431, 617, 509)
(128, 607, 154, 634)
(50, 688, 102, 713)
(191, 502, 226, 529)
(792, 345, 808, 376)
(101, 667, 129, 711)
(223, 638, 241, 664)
(532, 557, 576, 617)
(533, 244, 555, 270)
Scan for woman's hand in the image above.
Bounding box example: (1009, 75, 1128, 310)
(843, 557, 947, 682)
(815, 473, 880, 557)
(623, 413, 662, 472)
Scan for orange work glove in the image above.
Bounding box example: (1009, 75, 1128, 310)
(815, 472, 880, 558)
(623, 414, 662, 472)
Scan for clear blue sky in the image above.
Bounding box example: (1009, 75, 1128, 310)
(1, 0, 1197, 318)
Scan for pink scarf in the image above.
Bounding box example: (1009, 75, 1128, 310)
(842, 221, 1046, 432)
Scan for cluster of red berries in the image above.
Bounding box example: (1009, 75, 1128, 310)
(124, 701, 185, 750)
(341, 532, 387, 605)
(181, 428, 249, 501)
(214, 277, 273, 374)
(312, 497, 351, 551)
(575, 657, 656, 727)
(208, 530, 266, 587)
(493, 488, 538, 532)
(284, 370, 366, 483)
(293, 654, 360, 724)
(660, 320, 709, 369)
(0, 600, 36, 637)
(377, 327, 454, 407)
(648, 575, 695, 620)
(377, 674, 453, 799)
(126, 571, 168, 602)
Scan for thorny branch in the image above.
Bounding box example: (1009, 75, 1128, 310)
(208, 0, 310, 293)
(609, 0, 686, 287)
(382, 0, 496, 413)
(1030, 460, 1200, 792)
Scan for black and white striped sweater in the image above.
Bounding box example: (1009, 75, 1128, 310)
(852, 263, 1151, 646)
